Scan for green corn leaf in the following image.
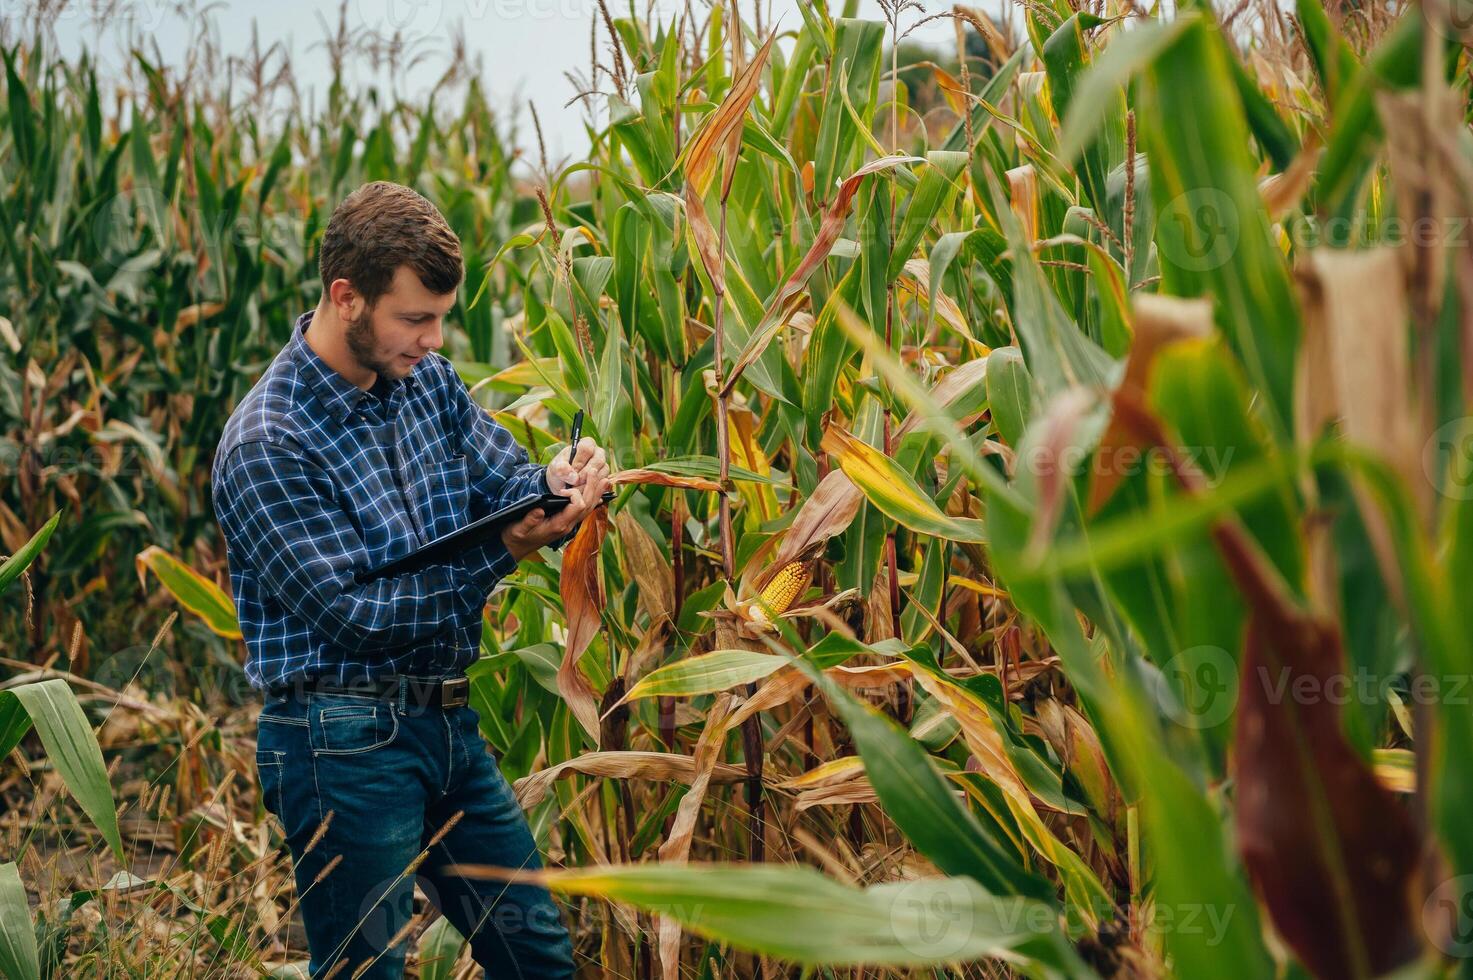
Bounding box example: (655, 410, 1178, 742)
(622, 650, 787, 701)
(0, 862, 39, 980)
(0, 510, 61, 599)
(533, 862, 1081, 971)
(0, 680, 123, 863)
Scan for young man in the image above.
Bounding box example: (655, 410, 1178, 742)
(212, 181, 603, 978)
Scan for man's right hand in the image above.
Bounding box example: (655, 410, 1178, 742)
(500, 462, 611, 563)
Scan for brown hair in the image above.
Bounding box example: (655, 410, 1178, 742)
(318, 181, 463, 305)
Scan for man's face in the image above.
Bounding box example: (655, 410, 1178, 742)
(344, 265, 457, 382)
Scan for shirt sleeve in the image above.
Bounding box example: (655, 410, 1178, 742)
(443, 359, 576, 552)
(216, 440, 518, 654)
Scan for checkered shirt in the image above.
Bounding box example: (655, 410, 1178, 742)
(212, 311, 561, 691)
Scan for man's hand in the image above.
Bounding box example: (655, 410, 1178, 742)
(500, 438, 612, 562)
(546, 437, 609, 498)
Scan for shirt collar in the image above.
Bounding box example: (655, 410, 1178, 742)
(289, 310, 419, 425)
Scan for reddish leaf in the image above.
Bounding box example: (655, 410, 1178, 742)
(719, 154, 922, 397)
(1220, 527, 1422, 979)
(559, 506, 612, 746)
(680, 31, 778, 294)
(610, 469, 722, 492)
(680, 31, 778, 196)
(1108, 390, 1426, 978)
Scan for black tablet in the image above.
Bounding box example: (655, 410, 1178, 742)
(356, 491, 580, 583)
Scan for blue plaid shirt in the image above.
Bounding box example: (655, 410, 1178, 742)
(212, 311, 562, 692)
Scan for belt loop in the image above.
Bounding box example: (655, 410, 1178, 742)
(396, 676, 408, 715)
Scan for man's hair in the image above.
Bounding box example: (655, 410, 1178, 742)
(318, 181, 464, 305)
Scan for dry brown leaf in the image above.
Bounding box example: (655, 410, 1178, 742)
(776, 755, 865, 790)
(1025, 387, 1099, 559)
(866, 566, 896, 643)
(1378, 85, 1461, 330)
(610, 469, 722, 492)
(895, 356, 990, 440)
(1258, 136, 1322, 221)
(727, 667, 808, 731)
(953, 5, 1013, 63)
(656, 694, 736, 980)
(1033, 699, 1116, 824)
(1295, 248, 1421, 604)
(681, 31, 778, 196)
(1006, 164, 1039, 244)
(559, 507, 612, 747)
(796, 778, 878, 811)
(754, 470, 862, 590)
(614, 512, 674, 627)
(725, 660, 910, 732)
(172, 302, 224, 333)
(720, 154, 921, 396)
(1088, 294, 1214, 514)
(1220, 526, 1423, 979)
(896, 259, 981, 347)
(513, 750, 749, 809)
(681, 31, 779, 292)
(905, 669, 1030, 806)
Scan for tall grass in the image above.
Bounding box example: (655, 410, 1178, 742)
(3, 0, 1472, 976)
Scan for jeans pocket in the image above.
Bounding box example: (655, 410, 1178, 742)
(255, 749, 285, 817)
(312, 697, 399, 755)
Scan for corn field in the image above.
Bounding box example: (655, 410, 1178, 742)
(2, 0, 1473, 975)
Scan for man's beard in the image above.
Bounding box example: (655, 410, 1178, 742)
(344, 306, 399, 380)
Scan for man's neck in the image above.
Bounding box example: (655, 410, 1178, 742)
(305, 302, 376, 391)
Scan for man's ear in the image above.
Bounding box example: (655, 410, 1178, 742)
(328, 278, 362, 321)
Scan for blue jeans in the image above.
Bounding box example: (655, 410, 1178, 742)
(255, 688, 576, 979)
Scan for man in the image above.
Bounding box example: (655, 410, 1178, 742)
(212, 181, 602, 978)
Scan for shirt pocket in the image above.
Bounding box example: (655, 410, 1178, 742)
(416, 452, 470, 541)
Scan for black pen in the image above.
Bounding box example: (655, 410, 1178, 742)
(565, 409, 613, 503)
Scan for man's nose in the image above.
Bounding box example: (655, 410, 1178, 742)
(420, 320, 444, 351)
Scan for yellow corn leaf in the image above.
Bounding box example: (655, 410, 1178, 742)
(134, 546, 240, 639)
(820, 426, 986, 543)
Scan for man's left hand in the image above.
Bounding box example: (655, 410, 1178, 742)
(546, 437, 610, 501)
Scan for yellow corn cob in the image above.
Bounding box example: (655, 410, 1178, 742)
(758, 560, 811, 614)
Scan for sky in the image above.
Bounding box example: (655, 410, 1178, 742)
(44, 0, 991, 170)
